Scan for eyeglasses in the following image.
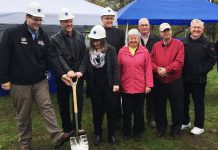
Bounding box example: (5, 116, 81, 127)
(29, 17, 43, 22)
(139, 24, 149, 27)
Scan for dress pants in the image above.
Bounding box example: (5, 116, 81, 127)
(155, 78, 184, 135)
(90, 87, 116, 137)
(116, 93, 123, 118)
(122, 93, 145, 136)
(146, 77, 157, 123)
(56, 78, 84, 132)
(11, 79, 63, 147)
(146, 90, 156, 123)
(183, 82, 206, 128)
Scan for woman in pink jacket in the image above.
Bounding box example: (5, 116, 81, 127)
(118, 29, 153, 141)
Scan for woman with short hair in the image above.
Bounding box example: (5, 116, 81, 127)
(118, 29, 153, 141)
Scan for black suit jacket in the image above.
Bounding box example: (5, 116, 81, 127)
(141, 33, 160, 53)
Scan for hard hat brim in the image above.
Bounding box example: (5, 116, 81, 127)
(88, 34, 105, 39)
(59, 16, 74, 21)
(27, 13, 45, 18)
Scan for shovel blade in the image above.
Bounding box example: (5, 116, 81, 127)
(70, 135, 89, 150)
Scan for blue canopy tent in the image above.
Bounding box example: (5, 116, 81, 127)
(118, 0, 218, 25)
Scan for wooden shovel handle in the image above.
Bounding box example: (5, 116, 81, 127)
(70, 78, 78, 113)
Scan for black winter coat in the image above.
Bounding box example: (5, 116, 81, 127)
(105, 27, 125, 55)
(79, 45, 119, 88)
(51, 30, 86, 73)
(182, 35, 216, 83)
(0, 22, 62, 85)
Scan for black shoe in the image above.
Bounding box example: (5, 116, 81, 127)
(54, 130, 74, 148)
(93, 135, 101, 146)
(172, 133, 180, 140)
(123, 135, 131, 140)
(148, 120, 156, 128)
(108, 136, 118, 144)
(134, 135, 141, 142)
(157, 130, 165, 137)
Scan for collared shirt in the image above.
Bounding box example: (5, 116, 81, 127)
(140, 33, 150, 46)
(28, 29, 38, 40)
(163, 38, 172, 47)
(63, 30, 76, 56)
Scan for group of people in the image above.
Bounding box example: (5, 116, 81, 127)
(0, 2, 217, 150)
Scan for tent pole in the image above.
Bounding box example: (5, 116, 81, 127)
(125, 21, 129, 45)
(184, 26, 188, 38)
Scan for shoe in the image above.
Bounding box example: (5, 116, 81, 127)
(157, 130, 165, 137)
(172, 133, 180, 140)
(54, 130, 74, 148)
(191, 127, 204, 135)
(93, 135, 101, 146)
(108, 136, 118, 144)
(148, 120, 156, 128)
(123, 135, 131, 140)
(181, 122, 191, 130)
(134, 135, 141, 142)
(75, 129, 86, 135)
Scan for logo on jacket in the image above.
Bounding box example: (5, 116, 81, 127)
(38, 40, 44, 46)
(45, 71, 51, 80)
(21, 37, 27, 44)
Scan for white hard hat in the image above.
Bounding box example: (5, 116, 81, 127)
(159, 23, 171, 32)
(26, 2, 45, 17)
(88, 25, 106, 39)
(59, 8, 74, 20)
(101, 7, 115, 17)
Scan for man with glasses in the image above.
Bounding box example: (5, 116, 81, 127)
(138, 18, 160, 128)
(150, 23, 184, 139)
(51, 8, 86, 134)
(101, 7, 125, 55)
(101, 7, 125, 128)
(0, 2, 73, 150)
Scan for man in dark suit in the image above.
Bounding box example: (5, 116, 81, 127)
(101, 7, 125, 127)
(138, 18, 160, 127)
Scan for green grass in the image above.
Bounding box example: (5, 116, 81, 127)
(1, 68, 218, 150)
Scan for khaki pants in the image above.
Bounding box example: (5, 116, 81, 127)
(11, 79, 63, 147)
